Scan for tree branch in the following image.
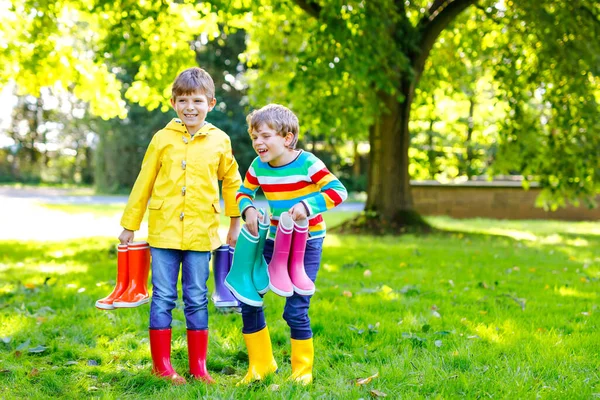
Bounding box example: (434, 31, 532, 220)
(293, 0, 322, 19)
(413, 0, 478, 80)
(428, 0, 450, 19)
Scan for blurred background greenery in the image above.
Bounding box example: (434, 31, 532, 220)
(0, 0, 598, 226)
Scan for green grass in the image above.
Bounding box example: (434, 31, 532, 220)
(1, 216, 599, 398)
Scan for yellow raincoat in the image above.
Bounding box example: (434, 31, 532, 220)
(120, 118, 242, 251)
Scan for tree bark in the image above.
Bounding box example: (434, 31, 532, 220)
(364, 0, 477, 227)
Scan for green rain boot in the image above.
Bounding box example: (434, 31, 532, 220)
(253, 209, 270, 295)
(224, 225, 263, 307)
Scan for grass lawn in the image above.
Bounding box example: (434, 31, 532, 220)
(0, 215, 599, 398)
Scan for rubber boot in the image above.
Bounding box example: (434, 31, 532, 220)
(113, 241, 150, 308)
(224, 226, 263, 307)
(187, 329, 214, 383)
(149, 328, 186, 385)
(252, 209, 270, 294)
(288, 218, 315, 295)
(289, 338, 314, 385)
(237, 326, 278, 385)
(95, 244, 129, 310)
(211, 245, 239, 308)
(268, 212, 294, 297)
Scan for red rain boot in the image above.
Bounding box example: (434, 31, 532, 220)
(95, 244, 129, 310)
(149, 328, 186, 385)
(187, 329, 214, 383)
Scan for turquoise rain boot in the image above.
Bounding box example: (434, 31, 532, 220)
(253, 209, 270, 295)
(224, 225, 263, 307)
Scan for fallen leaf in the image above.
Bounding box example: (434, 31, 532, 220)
(363, 269, 372, 277)
(28, 345, 48, 353)
(65, 361, 78, 366)
(356, 372, 379, 386)
(421, 324, 431, 333)
(343, 291, 353, 298)
(16, 339, 30, 351)
(370, 389, 387, 397)
(29, 368, 39, 377)
(1, 337, 11, 344)
(434, 340, 443, 348)
(268, 384, 280, 391)
(87, 360, 99, 366)
(431, 310, 441, 318)
(24, 283, 36, 289)
(349, 325, 365, 334)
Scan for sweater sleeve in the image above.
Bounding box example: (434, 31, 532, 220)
(236, 159, 260, 217)
(300, 156, 348, 216)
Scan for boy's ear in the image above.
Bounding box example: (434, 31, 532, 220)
(170, 97, 176, 109)
(284, 132, 294, 146)
(208, 97, 217, 111)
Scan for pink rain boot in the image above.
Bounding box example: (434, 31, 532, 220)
(288, 218, 315, 295)
(267, 212, 294, 297)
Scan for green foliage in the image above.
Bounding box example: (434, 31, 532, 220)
(1, 217, 599, 397)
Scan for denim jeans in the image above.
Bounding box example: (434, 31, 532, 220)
(240, 237, 324, 340)
(149, 247, 211, 330)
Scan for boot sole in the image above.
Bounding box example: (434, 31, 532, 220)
(292, 285, 315, 296)
(113, 298, 150, 308)
(95, 301, 116, 310)
(223, 279, 263, 307)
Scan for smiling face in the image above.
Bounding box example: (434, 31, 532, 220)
(251, 123, 296, 167)
(170, 90, 216, 135)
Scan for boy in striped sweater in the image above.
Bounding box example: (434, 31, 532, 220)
(231, 104, 347, 385)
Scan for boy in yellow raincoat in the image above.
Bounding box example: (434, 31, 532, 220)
(118, 67, 242, 384)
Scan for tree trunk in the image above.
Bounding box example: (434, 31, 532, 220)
(366, 87, 426, 228)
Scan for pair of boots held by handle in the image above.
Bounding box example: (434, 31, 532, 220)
(95, 241, 150, 310)
(224, 211, 314, 306)
(268, 212, 315, 297)
(224, 209, 271, 307)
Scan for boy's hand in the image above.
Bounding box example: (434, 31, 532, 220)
(288, 203, 308, 221)
(244, 207, 259, 236)
(119, 229, 134, 244)
(227, 217, 241, 247)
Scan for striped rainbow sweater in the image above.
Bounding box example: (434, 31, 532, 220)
(236, 150, 348, 240)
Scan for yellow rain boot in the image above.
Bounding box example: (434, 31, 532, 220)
(289, 338, 313, 385)
(238, 326, 278, 385)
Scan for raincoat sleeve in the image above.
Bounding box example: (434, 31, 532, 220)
(218, 138, 242, 217)
(120, 135, 161, 231)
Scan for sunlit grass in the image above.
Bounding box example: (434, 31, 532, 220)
(0, 217, 599, 398)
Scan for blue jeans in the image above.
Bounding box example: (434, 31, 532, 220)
(149, 247, 211, 330)
(240, 237, 324, 340)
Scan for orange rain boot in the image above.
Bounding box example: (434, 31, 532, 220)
(95, 244, 129, 310)
(113, 241, 150, 308)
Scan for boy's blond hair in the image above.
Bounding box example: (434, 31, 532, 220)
(172, 67, 215, 100)
(246, 104, 299, 149)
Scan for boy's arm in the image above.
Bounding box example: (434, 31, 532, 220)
(299, 157, 348, 216)
(217, 138, 242, 218)
(235, 163, 260, 218)
(120, 135, 161, 231)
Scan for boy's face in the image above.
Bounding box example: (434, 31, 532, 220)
(170, 91, 216, 134)
(250, 123, 294, 166)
